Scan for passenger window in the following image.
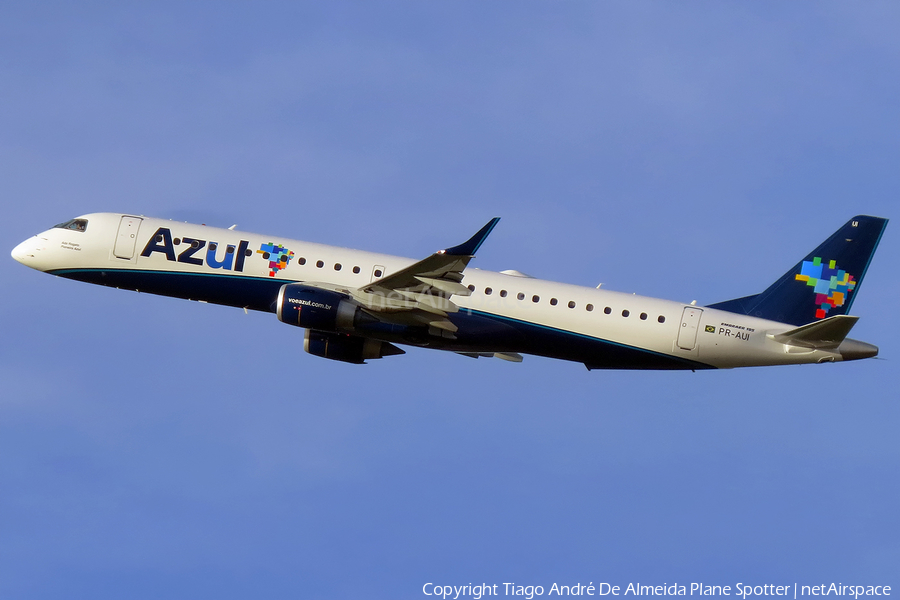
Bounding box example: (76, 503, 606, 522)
(334, 263, 342, 271)
(353, 266, 360, 274)
(604, 307, 612, 314)
(374, 269, 383, 277)
(568, 301, 576, 309)
(468, 285, 476, 292)
(586, 304, 594, 312)
(485, 287, 492, 295)
(298, 257, 307, 265)
(640, 313, 648, 320)
(532, 295, 540, 303)
(622, 309, 630, 317)
(500, 290, 508, 298)
(658, 315, 666, 323)
(517, 292, 525, 300)
(316, 260, 324, 268)
(550, 298, 557, 306)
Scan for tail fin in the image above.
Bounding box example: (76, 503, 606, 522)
(708, 215, 888, 326)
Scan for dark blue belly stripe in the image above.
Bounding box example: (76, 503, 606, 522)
(49, 268, 714, 370)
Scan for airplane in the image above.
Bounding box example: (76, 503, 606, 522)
(11, 212, 887, 370)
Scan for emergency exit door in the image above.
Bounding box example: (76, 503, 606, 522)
(114, 216, 143, 259)
(677, 307, 703, 350)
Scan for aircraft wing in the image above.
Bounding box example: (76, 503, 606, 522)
(350, 218, 500, 336)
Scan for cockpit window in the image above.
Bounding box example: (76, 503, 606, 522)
(53, 218, 88, 232)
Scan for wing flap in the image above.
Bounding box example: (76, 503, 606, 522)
(353, 218, 499, 337)
(455, 351, 523, 362)
(397, 290, 459, 313)
(414, 276, 472, 296)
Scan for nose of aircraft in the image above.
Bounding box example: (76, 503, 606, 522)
(11, 236, 43, 267)
(11, 239, 31, 263)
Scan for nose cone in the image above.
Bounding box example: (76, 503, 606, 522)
(11, 239, 32, 263)
(11, 236, 45, 269)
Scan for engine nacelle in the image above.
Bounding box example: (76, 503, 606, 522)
(304, 330, 405, 364)
(276, 283, 359, 332)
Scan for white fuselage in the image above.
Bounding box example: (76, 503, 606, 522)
(12, 213, 866, 369)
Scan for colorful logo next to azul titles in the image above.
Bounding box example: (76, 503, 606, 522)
(258, 243, 295, 277)
(795, 257, 856, 319)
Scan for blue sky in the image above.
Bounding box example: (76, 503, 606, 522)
(2, 2, 898, 598)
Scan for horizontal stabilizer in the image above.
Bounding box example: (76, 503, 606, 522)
(768, 315, 859, 349)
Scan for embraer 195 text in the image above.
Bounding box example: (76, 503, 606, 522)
(12, 213, 887, 369)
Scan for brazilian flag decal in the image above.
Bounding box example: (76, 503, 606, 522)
(705, 325, 716, 333)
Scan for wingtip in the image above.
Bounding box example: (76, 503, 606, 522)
(444, 217, 501, 256)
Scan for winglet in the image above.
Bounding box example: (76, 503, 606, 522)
(443, 218, 500, 256)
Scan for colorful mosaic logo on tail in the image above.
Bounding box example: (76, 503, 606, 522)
(258, 243, 295, 277)
(795, 257, 856, 319)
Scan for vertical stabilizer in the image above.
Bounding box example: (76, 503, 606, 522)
(708, 215, 888, 326)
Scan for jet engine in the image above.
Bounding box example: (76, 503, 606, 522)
(276, 283, 370, 332)
(277, 284, 405, 363)
(304, 329, 404, 364)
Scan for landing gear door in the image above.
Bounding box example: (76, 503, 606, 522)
(677, 307, 703, 350)
(114, 216, 143, 259)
